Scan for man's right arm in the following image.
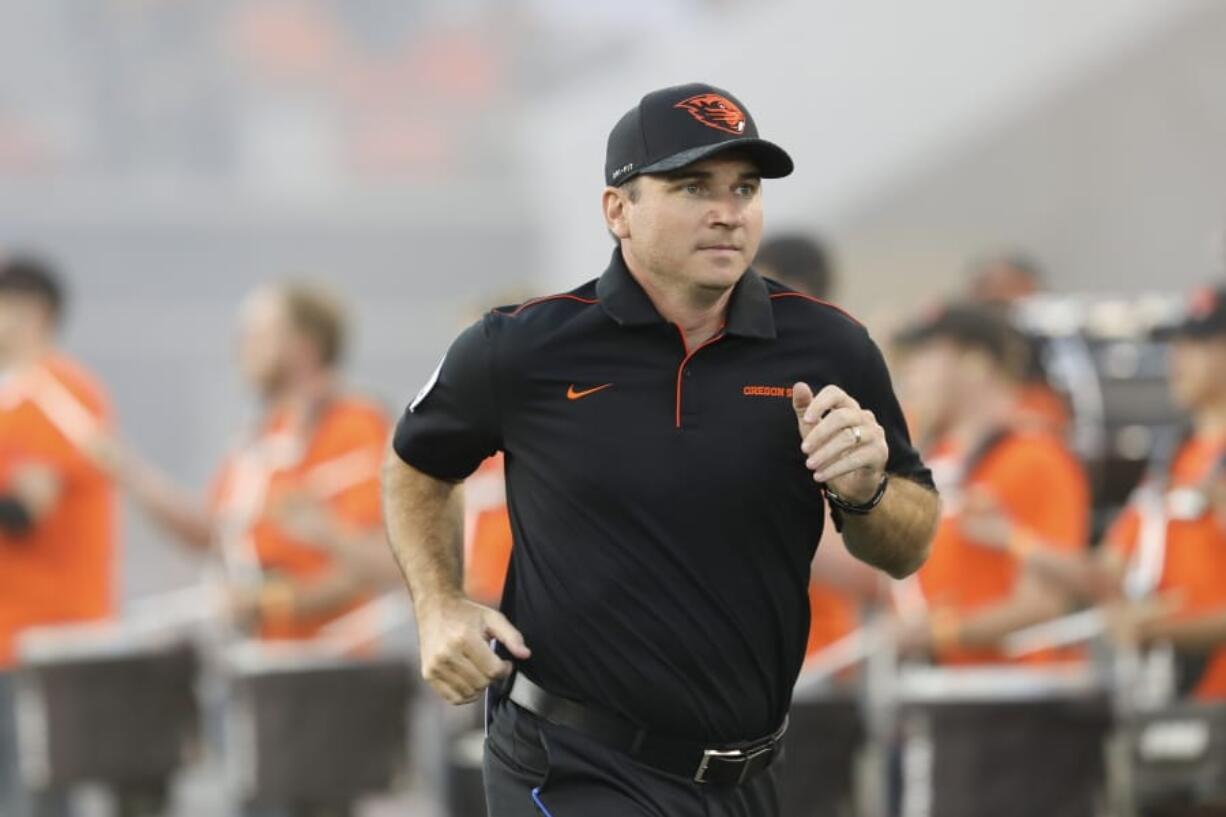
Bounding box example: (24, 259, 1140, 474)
(382, 449, 529, 705)
(90, 436, 215, 550)
(385, 314, 527, 705)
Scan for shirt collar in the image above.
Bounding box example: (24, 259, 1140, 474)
(596, 248, 777, 340)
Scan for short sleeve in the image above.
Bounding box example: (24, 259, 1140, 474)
(857, 335, 934, 490)
(393, 317, 503, 481)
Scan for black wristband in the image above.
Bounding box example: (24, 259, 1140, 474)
(0, 495, 34, 537)
(825, 473, 889, 516)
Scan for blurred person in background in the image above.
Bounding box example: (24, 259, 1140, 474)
(1016, 284, 1226, 701)
(753, 232, 836, 301)
(891, 304, 1090, 663)
(965, 251, 1043, 307)
(0, 256, 115, 817)
(96, 281, 392, 649)
(965, 250, 1071, 436)
(92, 282, 391, 817)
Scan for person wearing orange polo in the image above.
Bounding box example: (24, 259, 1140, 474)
(892, 304, 1089, 664)
(96, 282, 390, 645)
(1102, 435, 1226, 699)
(1022, 284, 1226, 700)
(0, 256, 115, 817)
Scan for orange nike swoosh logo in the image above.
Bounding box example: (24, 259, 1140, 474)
(567, 383, 613, 400)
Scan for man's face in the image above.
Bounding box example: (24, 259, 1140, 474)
(1168, 335, 1226, 411)
(0, 294, 51, 361)
(237, 288, 295, 397)
(969, 262, 1038, 306)
(607, 155, 763, 293)
(897, 339, 963, 431)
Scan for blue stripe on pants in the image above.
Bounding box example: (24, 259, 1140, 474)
(531, 786, 555, 817)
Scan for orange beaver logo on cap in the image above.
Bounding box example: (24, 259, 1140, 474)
(675, 93, 747, 135)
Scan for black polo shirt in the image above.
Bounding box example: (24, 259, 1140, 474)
(393, 248, 933, 742)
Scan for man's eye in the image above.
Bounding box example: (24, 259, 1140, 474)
(683, 183, 703, 195)
(736, 184, 758, 197)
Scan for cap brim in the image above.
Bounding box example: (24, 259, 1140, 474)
(1150, 321, 1226, 341)
(633, 138, 794, 181)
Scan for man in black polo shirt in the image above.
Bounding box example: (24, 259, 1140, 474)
(383, 83, 939, 816)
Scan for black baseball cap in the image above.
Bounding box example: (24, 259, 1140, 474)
(894, 303, 1021, 367)
(1153, 284, 1226, 340)
(605, 82, 794, 187)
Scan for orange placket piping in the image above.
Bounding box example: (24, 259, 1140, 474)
(673, 323, 726, 428)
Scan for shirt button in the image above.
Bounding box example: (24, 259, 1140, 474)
(685, 370, 692, 377)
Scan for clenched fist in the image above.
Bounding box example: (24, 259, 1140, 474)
(417, 596, 531, 705)
(792, 382, 888, 503)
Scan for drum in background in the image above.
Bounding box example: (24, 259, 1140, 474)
(225, 647, 412, 812)
(14, 626, 199, 791)
(896, 664, 1113, 817)
(1129, 703, 1226, 816)
(778, 694, 865, 817)
(1012, 294, 1183, 540)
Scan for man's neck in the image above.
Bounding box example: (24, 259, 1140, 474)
(264, 369, 337, 429)
(0, 337, 52, 372)
(621, 246, 734, 350)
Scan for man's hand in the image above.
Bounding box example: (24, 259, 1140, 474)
(417, 596, 531, 705)
(792, 383, 888, 503)
(1105, 593, 1183, 648)
(11, 463, 61, 519)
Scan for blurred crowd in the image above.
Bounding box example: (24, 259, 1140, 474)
(1, 231, 1224, 817)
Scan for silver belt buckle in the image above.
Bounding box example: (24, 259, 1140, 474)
(694, 748, 746, 784)
(693, 743, 774, 784)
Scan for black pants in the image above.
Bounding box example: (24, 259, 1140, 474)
(483, 696, 781, 817)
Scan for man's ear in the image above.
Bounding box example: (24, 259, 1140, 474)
(602, 186, 631, 241)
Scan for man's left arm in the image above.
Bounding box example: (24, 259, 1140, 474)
(836, 474, 938, 579)
(792, 337, 939, 579)
(1137, 608, 1226, 652)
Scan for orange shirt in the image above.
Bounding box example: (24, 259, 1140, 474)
(918, 430, 1089, 665)
(0, 355, 116, 668)
(1106, 436, 1226, 700)
(804, 579, 858, 660)
(464, 453, 513, 606)
(211, 395, 389, 641)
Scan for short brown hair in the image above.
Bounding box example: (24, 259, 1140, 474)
(280, 282, 349, 367)
(0, 254, 65, 325)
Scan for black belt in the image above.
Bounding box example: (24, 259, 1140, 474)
(505, 671, 786, 785)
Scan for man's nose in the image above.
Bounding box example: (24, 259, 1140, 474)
(708, 195, 746, 229)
